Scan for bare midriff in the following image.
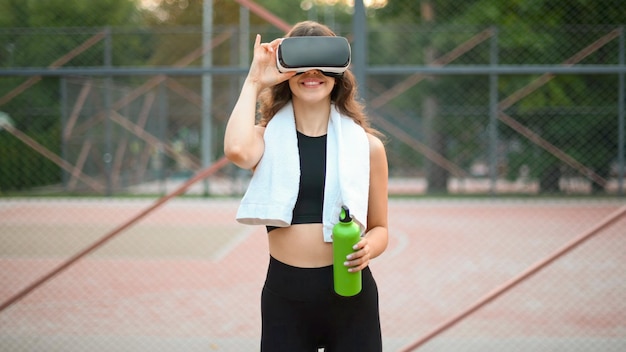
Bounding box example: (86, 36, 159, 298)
(267, 223, 333, 268)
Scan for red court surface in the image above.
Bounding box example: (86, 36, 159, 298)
(0, 198, 625, 351)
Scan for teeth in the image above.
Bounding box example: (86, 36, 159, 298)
(303, 81, 321, 86)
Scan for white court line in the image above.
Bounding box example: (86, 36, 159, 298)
(387, 227, 409, 258)
(211, 226, 256, 262)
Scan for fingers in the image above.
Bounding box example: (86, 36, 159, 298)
(248, 35, 295, 87)
(254, 33, 261, 48)
(345, 239, 370, 272)
(256, 37, 281, 53)
(268, 37, 284, 49)
(254, 37, 281, 66)
(253, 34, 274, 57)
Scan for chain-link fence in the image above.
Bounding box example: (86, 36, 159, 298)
(1, 1, 625, 351)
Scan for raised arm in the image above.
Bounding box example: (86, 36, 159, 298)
(224, 34, 295, 170)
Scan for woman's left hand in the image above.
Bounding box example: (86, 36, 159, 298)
(345, 237, 371, 272)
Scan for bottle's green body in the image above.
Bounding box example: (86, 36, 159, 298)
(332, 206, 362, 296)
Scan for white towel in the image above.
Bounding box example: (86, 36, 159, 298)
(236, 101, 370, 242)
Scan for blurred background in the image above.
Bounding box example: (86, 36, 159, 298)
(1, 0, 624, 196)
(1, 1, 625, 351)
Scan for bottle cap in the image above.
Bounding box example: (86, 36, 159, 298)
(339, 205, 352, 223)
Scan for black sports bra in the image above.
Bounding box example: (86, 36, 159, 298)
(267, 131, 327, 232)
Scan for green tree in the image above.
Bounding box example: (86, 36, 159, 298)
(141, 0, 363, 66)
(0, 0, 144, 193)
(375, 0, 624, 194)
(0, 0, 140, 28)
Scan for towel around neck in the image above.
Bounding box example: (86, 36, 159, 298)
(235, 101, 370, 242)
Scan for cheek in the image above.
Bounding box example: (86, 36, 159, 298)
(288, 78, 300, 92)
(327, 79, 337, 94)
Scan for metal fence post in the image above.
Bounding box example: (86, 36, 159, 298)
(202, 0, 214, 196)
(352, 0, 367, 103)
(60, 77, 68, 191)
(618, 26, 625, 196)
(104, 26, 113, 196)
(158, 81, 168, 195)
(488, 27, 499, 195)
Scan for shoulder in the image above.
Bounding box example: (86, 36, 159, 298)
(366, 133, 385, 154)
(366, 133, 387, 165)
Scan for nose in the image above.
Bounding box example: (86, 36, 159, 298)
(304, 69, 322, 75)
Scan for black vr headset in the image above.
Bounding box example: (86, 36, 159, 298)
(276, 36, 351, 77)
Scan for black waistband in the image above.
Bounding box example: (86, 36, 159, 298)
(263, 256, 372, 301)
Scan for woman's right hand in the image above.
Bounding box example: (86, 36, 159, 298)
(246, 34, 296, 90)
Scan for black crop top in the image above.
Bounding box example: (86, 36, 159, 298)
(267, 131, 327, 232)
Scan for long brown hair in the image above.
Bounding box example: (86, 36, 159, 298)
(258, 21, 381, 137)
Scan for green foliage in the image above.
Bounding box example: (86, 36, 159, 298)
(0, 0, 623, 195)
(371, 1, 623, 193)
(0, 124, 62, 192)
(0, 0, 142, 192)
(0, 0, 141, 28)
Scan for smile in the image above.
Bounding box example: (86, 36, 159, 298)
(301, 80, 324, 87)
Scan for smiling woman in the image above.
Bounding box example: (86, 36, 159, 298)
(224, 20, 389, 351)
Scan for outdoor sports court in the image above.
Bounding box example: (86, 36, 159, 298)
(1, 197, 624, 351)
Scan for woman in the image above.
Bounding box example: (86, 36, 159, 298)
(224, 21, 388, 352)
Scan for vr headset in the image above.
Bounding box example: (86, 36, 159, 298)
(276, 36, 351, 77)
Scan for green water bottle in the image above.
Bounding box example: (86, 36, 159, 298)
(332, 205, 362, 296)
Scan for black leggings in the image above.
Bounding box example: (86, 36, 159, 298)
(261, 256, 382, 352)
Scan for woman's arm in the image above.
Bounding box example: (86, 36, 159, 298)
(224, 34, 295, 170)
(346, 133, 389, 272)
(223, 79, 265, 170)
